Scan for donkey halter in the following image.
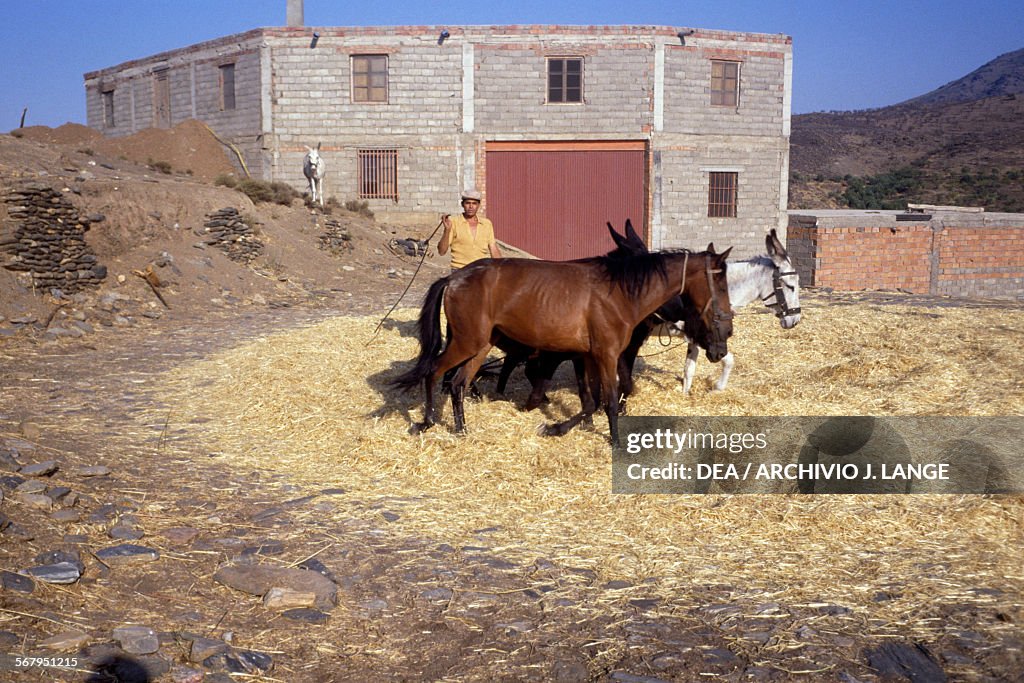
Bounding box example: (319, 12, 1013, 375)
(763, 267, 801, 318)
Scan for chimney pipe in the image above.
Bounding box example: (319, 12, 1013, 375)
(286, 0, 303, 27)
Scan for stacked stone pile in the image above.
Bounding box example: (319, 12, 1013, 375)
(0, 183, 107, 292)
(201, 207, 264, 263)
(318, 218, 353, 255)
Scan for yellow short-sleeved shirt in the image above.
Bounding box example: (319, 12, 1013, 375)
(448, 215, 496, 269)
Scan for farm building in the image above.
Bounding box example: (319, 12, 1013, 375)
(84, 20, 792, 260)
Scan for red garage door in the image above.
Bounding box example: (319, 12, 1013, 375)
(485, 141, 647, 261)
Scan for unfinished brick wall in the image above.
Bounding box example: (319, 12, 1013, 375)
(788, 212, 1024, 300)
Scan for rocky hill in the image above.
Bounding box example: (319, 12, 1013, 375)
(790, 48, 1024, 211)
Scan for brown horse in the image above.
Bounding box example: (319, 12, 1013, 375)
(391, 227, 733, 444)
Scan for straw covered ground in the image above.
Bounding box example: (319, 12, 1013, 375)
(149, 295, 1024, 671)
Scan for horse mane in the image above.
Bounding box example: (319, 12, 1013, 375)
(597, 248, 695, 299)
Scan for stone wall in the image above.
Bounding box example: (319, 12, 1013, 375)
(788, 211, 1024, 300)
(1, 184, 107, 293)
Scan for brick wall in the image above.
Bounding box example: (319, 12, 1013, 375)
(787, 212, 1024, 300)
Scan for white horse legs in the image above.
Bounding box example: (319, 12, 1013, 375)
(680, 343, 734, 393)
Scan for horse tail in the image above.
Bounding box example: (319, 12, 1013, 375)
(391, 276, 449, 391)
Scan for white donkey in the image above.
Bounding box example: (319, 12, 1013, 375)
(676, 229, 802, 392)
(303, 143, 326, 207)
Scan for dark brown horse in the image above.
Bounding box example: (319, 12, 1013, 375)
(391, 223, 733, 444)
(494, 221, 731, 412)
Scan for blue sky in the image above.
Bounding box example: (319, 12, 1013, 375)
(1, 1, 1021, 128)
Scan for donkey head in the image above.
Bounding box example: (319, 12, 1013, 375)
(766, 229, 801, 329)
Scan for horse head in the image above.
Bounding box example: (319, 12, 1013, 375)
(766, 229, 801, 329)
(681, 245, 733, 363)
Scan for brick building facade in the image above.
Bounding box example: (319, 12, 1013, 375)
(84, 25, 792, 259)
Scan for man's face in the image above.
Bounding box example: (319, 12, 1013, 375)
(462, 199, 480, 218)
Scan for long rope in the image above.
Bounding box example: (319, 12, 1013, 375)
(369, 217, 445, 342)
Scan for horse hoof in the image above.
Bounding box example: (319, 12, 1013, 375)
(538, 423, 563, 437)
(409, 421, 432, 435)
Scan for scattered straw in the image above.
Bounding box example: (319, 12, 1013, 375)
(149, 297, 1024, 645)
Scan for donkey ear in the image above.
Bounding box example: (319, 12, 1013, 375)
(305, 146, 313, 154)
(316, 142, 322, 151)
(767, 229, 788, 260)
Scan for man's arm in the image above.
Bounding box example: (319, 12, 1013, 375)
(438, 215, 452, 255)
(489, 241, 502, 259)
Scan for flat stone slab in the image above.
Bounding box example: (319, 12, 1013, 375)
(17, 492, 53, 510)
(1, 569, 35, 593)
(112, 625, 160, 655)
(24, 561, 81, 584)
(214, 565, 336, 611)
(263, 587, 318, 610)
(76, 465, 111, 477)
(39, 630, 91, 651)
(20, 460, 59, 477)
(95, 544, 160, 566)
(161, 527, 200, 545)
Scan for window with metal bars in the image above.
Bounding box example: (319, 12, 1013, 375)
(352, 55, 388, 103)
(358, 149, 398, 200)
(710, 60, 739, 107)
(220, 63, 236, 110)
(547, 57, 583, 103)
(708, 172, 738, 218)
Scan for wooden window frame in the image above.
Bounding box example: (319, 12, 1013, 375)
(708, 171, 738, 218)
(547, 57, 583, 104)
(358, 148, 398, 200)
(351, 55, 389, 104)
(219, 63, 236, 111)
(710, 60, 740, 107)
(101, 89, 115, 128)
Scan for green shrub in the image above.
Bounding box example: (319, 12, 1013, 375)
(214, 173, 238, 188)
(344, 199, 374, 219)
(236, 179, 300, 206)
(148, 158, 173, 174)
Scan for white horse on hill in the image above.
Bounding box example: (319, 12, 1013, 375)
(303, 143, 326, 207)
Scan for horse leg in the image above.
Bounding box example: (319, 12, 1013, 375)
(598, 354, 622, 446)
(616, 322, 652, 413)
(539, 356, 599, 437)
(410, 339, 478, 434)
(713, 351, 735, 391)
(681, 341, 700, 393)
(572, 356, 595, 419)
(523, 354, 559, 411)
(317, 178, 325, 207)
(449, 345, 492, 433)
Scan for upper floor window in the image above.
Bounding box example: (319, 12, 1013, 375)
(708, 171, 738, 218)
(102, 90, 115, 127)
(352, 55, 388, 103)
(219, 63, 236, 110)
(711, 60, 739, 107)
(547, 57, 583, 103)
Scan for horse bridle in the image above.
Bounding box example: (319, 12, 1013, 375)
(763, 267, 801, 318)
(677, 252, 733, 330)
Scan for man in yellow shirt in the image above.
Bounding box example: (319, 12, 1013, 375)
(438, 189, 502, 269)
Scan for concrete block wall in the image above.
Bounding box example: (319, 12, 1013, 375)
(663, 38, 789, 137)
(657, 135, 788, 257)
(84, 30, 265, 177)
(265, 29, 464, 214)
(474, 42, 653, 134)
(788, 211, 1024, 300)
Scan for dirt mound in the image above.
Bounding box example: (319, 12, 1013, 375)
(13, 122, 102, 146)
(92, 119, 236, 182)
(12, 120, 236, 183)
